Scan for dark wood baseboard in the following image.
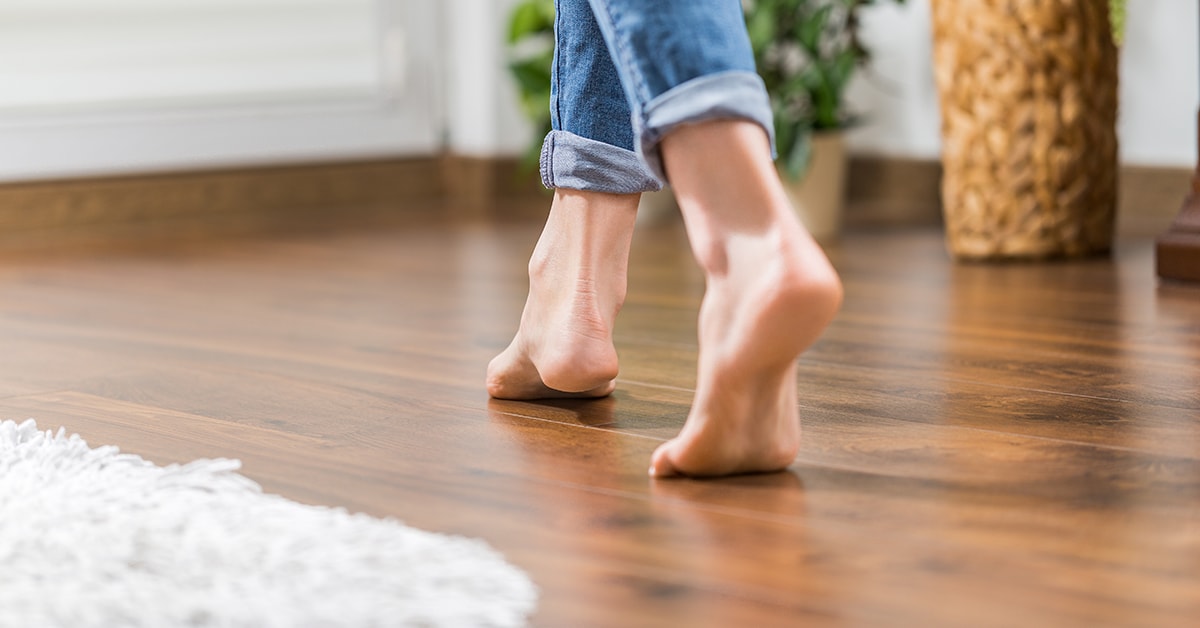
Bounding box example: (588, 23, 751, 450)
(1, 153, 1189, 253)
(1119, 165, 1199, 238)
(844, 156, 1193, 238)
(437, 155, 549, 224)
(0, 158, 449, 253)
(845, 156, 943, 228)
(440, 154, 546, 211)
(0, 156, 550, 254)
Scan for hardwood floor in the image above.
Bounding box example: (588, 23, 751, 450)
(1, 208, 1198, 626)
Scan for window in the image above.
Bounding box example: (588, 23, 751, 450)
(0, 0, 439, 181)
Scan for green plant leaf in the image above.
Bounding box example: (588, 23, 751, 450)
(795, 58, 841, 130)
(746, 4, 778, 55)
(505, 0, 556, 170)
(813, 83, 839, 129)
(509, 59, 552, 97)
(775, 113, 797, 167)
(538, 0, 555, 22)
(827, 48, 858, 95)
(1110, 0, 1125, 45)
(798, 5, 834, 54)
(509, 0, 554, 42)
(782, 126, 813, 180)
(748, 0, 906, 134)
(507, 2, 541, 44)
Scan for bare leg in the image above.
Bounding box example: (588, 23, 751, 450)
(649, 120, 843, 477)
(487, 189, 639, 399)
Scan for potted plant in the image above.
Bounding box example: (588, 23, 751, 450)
(745, 0, 905, 241)
(507, 0, 900, 233)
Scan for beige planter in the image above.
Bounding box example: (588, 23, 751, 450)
(636, 187, 678, 227)
(780, 132, 848, 242)
(931, 0, 1119, 260)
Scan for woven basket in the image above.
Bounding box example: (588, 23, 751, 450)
(931, 0, 1119, 260)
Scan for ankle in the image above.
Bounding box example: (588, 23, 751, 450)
(530, 190, 639, 278)
(700, 227, 843, 326)
(772, 251, 843, 323)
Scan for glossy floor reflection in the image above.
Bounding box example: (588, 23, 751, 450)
(0, 217, 1197, 626)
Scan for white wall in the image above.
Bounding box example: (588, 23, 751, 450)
(847, 0, 1199, 168)
(2, 0, 1192, 183)
(0, 0, 442, 183)
(1118, 0, 1199, 166)
(458, 0, 1199, 167)
(440, 0, 534, 156)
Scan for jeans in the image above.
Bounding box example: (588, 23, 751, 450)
(541, 0, 776, 194)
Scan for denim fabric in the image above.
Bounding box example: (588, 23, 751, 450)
(540, 130, 662, 193)
(541, 0, 775, 193)
(546, 0, 661, 193)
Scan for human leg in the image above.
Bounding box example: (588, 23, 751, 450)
(584, 0, 843, 476)
(651, 121, 842, 477)
(486, 189, 637, 399)
(486, 0, 660, 400)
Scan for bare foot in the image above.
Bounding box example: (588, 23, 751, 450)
(487, 190, 639, 400)
(650, 229, 841, 476)
(649, 120, 843, 477)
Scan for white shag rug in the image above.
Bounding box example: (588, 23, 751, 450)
(0, 420, 537, 628)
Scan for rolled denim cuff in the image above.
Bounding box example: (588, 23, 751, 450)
(540, 130, 663, 194)
(636, 70, 777, 182)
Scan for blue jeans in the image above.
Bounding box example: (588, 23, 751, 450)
(541, 0, 775, 194)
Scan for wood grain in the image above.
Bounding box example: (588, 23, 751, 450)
(846, 155, 1193, 237)
(1, 154, 1188, 254)
(0, 215, 1197, 626)
(0, 158, 539, 253)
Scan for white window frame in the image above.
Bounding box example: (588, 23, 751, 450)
(0, 0, 441, 183)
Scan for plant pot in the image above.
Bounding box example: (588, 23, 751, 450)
(931, 0, 1119, 260)
(636, 187, 678, 227)
(779, 131, 848, 242)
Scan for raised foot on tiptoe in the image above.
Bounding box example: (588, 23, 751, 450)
(486, 334, 618, 400)
(486, 289, 621, 400)
(649, 237, 843, 478)
(486, 189, 637, 401)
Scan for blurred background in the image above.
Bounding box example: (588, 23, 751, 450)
(0, 0, 1194, 183)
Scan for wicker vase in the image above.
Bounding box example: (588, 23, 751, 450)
(931, 0, 1119, 260)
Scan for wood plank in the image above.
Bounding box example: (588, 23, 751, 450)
(0, 215, 1197, 625)
(4, 291, 1198, 462)
(3, 388, 1196, 626)
(0, 158, 453, 252)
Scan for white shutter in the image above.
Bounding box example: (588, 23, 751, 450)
(0, 0, 440, 182)
(0, 0, 380, 113)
